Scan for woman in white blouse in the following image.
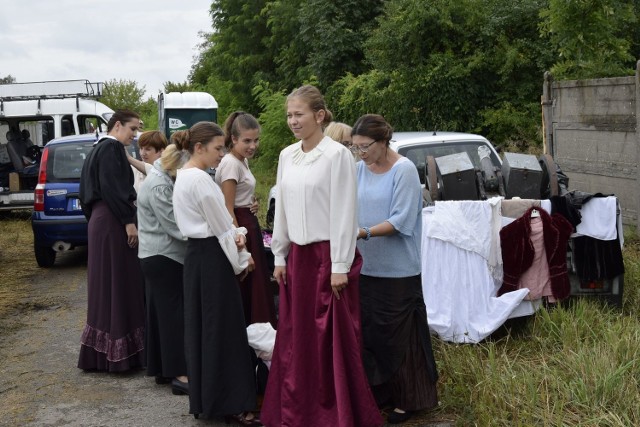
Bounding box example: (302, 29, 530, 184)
(173, 121, 261, 426)
(260, 85, 383, 427)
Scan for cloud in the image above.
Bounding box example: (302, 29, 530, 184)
(0, 0, 212, 97)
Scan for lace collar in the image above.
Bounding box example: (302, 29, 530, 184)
(291, 136, 331, 165)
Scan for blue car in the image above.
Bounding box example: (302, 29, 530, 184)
(31, 133, 138, 267)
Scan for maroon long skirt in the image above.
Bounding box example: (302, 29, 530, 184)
(234, 207, 277, 328)
(261, 242, 383, 427)
(78, 201, 145, 372)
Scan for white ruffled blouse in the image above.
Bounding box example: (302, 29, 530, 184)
(173, 167, 250, 274)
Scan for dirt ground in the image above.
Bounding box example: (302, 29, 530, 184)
(0, 219, 452, 427)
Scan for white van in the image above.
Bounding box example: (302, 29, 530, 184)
(0, 80, 113, 209)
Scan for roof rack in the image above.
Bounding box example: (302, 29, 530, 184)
(0, 79, 104, 101)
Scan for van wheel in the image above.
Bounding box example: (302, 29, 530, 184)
(34, 244, 56, 268)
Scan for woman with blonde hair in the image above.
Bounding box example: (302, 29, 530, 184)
(324, 121, 352, 147)
(137, 131, 190, 394)
(261, 86, 382, 427)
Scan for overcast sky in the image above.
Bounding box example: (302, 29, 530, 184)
(0, 0, 212, 98)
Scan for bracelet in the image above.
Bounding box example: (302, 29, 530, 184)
(362, 226, 371, 241)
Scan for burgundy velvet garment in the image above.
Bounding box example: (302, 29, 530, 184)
(78, 201, 145, 372)
(499, 207, 573, 300)
(234, 207, 278, 328)
(261, 241, 383, 427)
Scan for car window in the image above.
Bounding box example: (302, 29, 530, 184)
(78, 116, 101, 134)
(61, 116, 75, 137)
(400, 141, 500, 184)
(1, 118, 56, 146)
(48, 142, 94, 182)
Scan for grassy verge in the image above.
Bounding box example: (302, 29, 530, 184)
(433, 228, 640, 426)
(0, 211, 37, 318)
(435, 299, 640, 426)
(251, 157, 277, 228)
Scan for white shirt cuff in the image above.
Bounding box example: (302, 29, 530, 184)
(331, 262, 352, 274)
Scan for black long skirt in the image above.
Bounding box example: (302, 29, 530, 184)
(234, 207, 277, 328)
(140, 255, 187, 378)
(78, 201, 146, 372)
(184, 236, 256, 418)
(360, 274, 438, 411)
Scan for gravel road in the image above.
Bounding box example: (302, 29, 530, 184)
(0, 246, 451, 427)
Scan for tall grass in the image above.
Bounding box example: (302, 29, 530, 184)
(433, 228, 640, 426)
(434, 300, 640, 426)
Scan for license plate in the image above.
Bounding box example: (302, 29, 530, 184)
(70, 198, 81, 211)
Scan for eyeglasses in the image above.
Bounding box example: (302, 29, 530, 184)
(349, 140, 378, 154)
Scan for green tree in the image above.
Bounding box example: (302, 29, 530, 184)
(163, 81, 193, 93)
(191, 0, 274, 113)
(296, 0, 383, 88)
(138, 97, 159, 131)
(262, 0, 309, 87)
(251, 81, 295, 172)
(101, 79, 146, 112)
(333, 0, 553, 149)
(540, 0, 636, 79)
(0, 74, 16, 84)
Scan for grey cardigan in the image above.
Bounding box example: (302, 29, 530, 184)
(137, 161, 187, 264)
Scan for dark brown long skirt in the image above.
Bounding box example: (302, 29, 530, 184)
(360, 274, 438, 411)
(234, 207, 277, 328)
(78, 201, 145, 372)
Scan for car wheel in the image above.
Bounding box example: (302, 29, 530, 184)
(266, 200, 275, 229)
(34, 244, 56, 268)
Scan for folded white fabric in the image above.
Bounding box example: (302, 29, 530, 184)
(426, 199, 497, 259)
(246, 322, 277, 361)
(575, 196, 617, 241)
(425, 198, 503, 283)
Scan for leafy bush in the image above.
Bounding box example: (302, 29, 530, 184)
(251, 81, 294, 174)
(479, 101, 543, 153)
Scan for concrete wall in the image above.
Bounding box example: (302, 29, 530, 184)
(542, 64, 639, 228)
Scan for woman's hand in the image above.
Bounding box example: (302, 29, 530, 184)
(249, 196, 259, 215)
(125, 223, 138, 248)
(247, 256, 256, 272)
(330, 273, 348, 300)
(274, 266, 286, 286)
(234, 233, 246, 251)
